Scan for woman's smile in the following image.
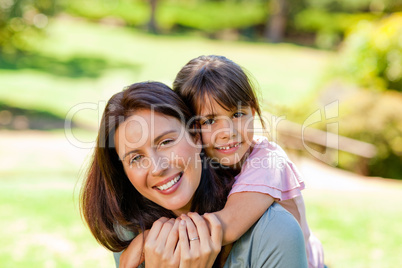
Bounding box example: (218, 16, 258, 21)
(153, 172, 183, 192)
(114, 109, 202, 215)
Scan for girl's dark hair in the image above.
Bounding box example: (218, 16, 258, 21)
(80, 81, 231, 252)
(173, 55, 265, 128)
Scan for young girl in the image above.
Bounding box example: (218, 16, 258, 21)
(172, 55, 324, 268)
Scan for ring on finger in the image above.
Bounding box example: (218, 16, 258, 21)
(189, 236, 199, 241)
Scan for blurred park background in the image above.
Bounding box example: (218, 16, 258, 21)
(1, 0, 402, 267)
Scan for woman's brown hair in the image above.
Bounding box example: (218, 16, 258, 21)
(80, 82, 231, 252)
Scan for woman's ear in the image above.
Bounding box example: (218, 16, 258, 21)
(251, 108, 256, 117)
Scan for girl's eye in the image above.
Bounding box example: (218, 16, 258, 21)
(202, 118, 215, 125)
(159, 139, 174, 148)
(233, 112, 245, 118)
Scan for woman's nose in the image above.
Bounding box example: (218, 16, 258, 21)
(150, 153, 169, 176)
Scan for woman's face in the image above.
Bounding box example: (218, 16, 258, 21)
(114, 110, 202, 216)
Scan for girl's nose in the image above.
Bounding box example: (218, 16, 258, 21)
(216, 117, 236, 140)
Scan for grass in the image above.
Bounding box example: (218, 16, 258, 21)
(2, 131, 402, 268)
(305, 190, 402, 268)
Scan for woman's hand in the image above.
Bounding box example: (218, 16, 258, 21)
(143, 217, 181, 268)
(178, 212, 222, 268)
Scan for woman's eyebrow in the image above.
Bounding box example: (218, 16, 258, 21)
(121, 130, 178, 161)
(153, 129, 177, 143)
(122, 149, 139, 161)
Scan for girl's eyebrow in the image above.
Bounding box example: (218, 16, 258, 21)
(121, 129, 178, 161)
(199, 113, 216, 119)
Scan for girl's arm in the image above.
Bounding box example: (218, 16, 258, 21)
(213, 192, 274, 245)
(118, 230, 148, 268)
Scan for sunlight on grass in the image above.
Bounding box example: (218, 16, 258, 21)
(305, 191, 402, 268)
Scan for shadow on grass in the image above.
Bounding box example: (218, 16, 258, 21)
(0, 53, 140, 78)
(0, 102, 79, 130)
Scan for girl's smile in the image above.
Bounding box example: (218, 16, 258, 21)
(214, 142, 242, 154)
(199, 99, 255, 168)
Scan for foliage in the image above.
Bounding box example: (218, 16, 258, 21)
(336, 89, 402, 179)
(288, 0, 402, 48)
(294, 9, 379, 48)
(335, 13, 402, 91)
(0, 0, 59, 55)
(64, 0, 267, 34)
(302, 0, 402, 13)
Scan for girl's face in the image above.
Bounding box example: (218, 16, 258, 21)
(114, 110, 202, 216)
(198, 99, 255, 169)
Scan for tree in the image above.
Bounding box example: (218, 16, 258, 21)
(0, 0, 58, 55)
(265, 0, 288, 42)
(148, 0, 159, 33)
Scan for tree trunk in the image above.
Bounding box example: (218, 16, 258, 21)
(265, 0, 287, 43)
(148, 0, 158, 34)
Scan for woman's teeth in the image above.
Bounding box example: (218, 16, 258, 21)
(156, 174, 181, 191)
(217, 143, 240, 150)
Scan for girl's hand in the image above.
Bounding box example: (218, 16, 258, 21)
(119, 230, 148, 268)
(178, 212, 222, 268)
(143, 217, 181, 268)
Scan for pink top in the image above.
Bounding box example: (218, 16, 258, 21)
(229, 136, 325, 268)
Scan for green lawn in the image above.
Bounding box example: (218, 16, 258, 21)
(4, 17, 401, 268)
(304, 190, 402, 268)
(2, 131, 402, 268)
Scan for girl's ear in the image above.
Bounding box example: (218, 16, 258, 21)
(251, 108, 256, 117)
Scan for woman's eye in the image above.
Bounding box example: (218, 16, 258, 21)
(159, 139, 174, 147)
(129, 155, 143, 164)
(233, 112, 245, 118)
(202, 118, 215, 125)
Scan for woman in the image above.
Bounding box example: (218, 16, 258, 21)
(80, 81, 307, 267)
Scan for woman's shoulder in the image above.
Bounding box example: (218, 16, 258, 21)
(114, 223, 137, 241)
(223, 203, 308, 268)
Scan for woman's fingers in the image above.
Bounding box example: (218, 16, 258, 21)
(144, 217, 179, 267)
(155, 218, 176, 245)
(203, 213, 223, 249)
(181, 214, 200, 251)
(187, 212, 210, 245)
(178, 218, 192, 267)
(165, 218, 180, 252)
(146, 217, 169, 243)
